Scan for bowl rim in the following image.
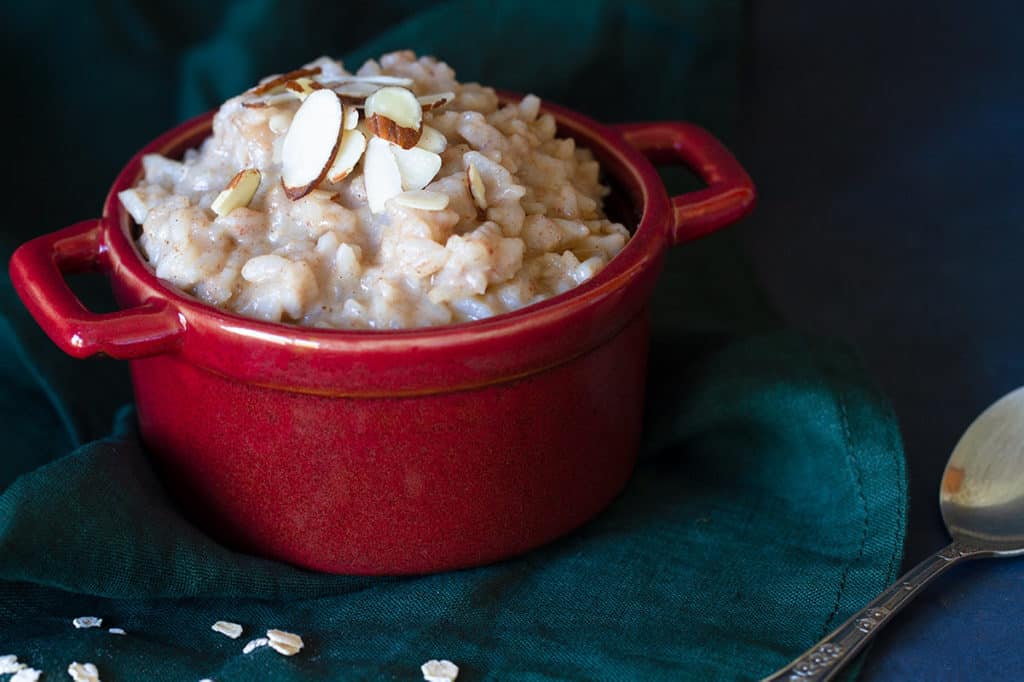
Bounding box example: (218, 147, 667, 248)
(100, 92, 672, 353)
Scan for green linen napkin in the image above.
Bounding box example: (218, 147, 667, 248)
(0, 1, 906, 680)
(0, 330, 905, 681)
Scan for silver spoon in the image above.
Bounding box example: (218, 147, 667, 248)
(765, 385, 1024, 681)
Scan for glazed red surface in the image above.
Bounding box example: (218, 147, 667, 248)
(135, 313, 649, 573)
(9, 96, 754, 574)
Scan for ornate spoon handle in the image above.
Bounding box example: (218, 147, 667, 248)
(762, 542, 975, 681)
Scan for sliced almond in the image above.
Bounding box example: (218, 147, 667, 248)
(416, 125, 447, 154)
(326, 81, 381, 102)
(364, 137, 404, 213)
(284, 77, 324, 100)
(343, 104, 359, 131)
(211, 169, 261, 216)
(364, 86, 423, 149)
(366, 117, 422, 148)
(390, 144, 442, 191)
(242, 91, 297, 109)
(392, 190, 450, 211)
(417, 91, 455, 111)
(336, 74, 414, 86)
(268, 112, 291, 134)
(281, 89, 344, 200)
(249, 67, 322, 96)
(466, 162, 487, 210)
(326, 128, 367, 183)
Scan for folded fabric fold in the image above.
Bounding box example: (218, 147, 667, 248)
(1, 2, 905, 679)
(0, 331, 904, 680)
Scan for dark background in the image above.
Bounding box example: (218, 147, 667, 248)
(739, 2, 1023, 679)
(3, 1, 1022, 679)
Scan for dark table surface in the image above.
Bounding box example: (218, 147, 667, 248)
(3, 2, 1019, 678)
(738, 1, 1023, 679)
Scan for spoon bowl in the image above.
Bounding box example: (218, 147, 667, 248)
(766, 385, 1024, 681)
(940, 385, 1024, 555)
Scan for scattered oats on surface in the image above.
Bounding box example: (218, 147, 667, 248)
(211, 621, 244, 639)
(0, 655, 26, 673)
(266, 629, 303, 656)
(242, 637, 268, 654)
(72, 617, 103, 629)
(11, 668, 41, 682)
(67, 661, 100, 682)
(267, 640, 301, 656)
(421, 659, 459, 682)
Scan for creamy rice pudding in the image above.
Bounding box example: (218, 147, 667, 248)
(119, 51, 629, 329)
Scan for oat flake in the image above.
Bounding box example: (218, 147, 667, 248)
(11, 668, 42, 682)
(0, 655, 26, 673)
(72, 617, 103, 629)
(212, 621, 243, 639)
(68, 661, 100, 681)
(421, 659, 459, 682)
(242, 637, 268, 654)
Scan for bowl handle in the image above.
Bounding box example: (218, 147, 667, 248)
(613, 122, 755, 245)
(8, 219, 184, 359)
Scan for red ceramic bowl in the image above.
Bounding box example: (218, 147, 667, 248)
(8, 96, 754, 575)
